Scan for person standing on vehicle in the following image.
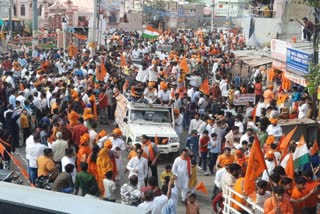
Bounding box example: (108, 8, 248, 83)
(141, 135, 160, 186)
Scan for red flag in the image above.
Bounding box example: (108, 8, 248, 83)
(199, 79, 210, 95)
(244, 135, 267, 200)
(310, 140, 319, 156)
(285, 153, 294, 179)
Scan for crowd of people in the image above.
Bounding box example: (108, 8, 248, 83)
(0, 26, 319, 214)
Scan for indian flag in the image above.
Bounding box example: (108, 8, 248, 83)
(293, 135, 310, 169)
(142, 26, 160, 39)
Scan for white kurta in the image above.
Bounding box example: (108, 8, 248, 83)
(127, 156, 148, 189)
(172, 157, 189, 201)
(111, 137, 126, 181)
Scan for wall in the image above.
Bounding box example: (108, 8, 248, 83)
(233, 17, 282, 47)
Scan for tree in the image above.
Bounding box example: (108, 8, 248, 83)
(304, 0, 320, 119)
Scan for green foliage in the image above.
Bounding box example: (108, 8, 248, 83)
(303, 0, 320, 8)
(305, 63, 320, 94)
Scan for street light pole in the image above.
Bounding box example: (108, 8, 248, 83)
(32, 0, 38, 52)
(9, 0, 13, 40)
(211, 0, 215, 32)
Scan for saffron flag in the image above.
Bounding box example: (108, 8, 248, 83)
(310, 140, 319, 156)
(285, 153, 294, 179)
(179, 57, 189, 73)
(277, 126, 297, 153)
(293, 135, 310, 170)
(195, 182, 208, 195)
(0, 142, 5, 157)
(199, 78, 210, 95)
(96, 63, 107, 82)
(244, 135, 267, 200)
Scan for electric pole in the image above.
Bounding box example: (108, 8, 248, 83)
(9, 0, 13, 39)
(32, 0, 38, 52)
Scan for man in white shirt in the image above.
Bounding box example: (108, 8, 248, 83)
(25, 132, 47, 184)
(134, 63, 149, 83)
(255, 97, 266, 122)
(188, 113, 204, 135)
(126, 149, 148, 189)
(220, 163, 240, 195)
(138, 179, 173, 214)
(298, 98, 309, 119)
(51, 132, 69, 168)
(61, 148, 76, 182)
(266, 119, 283, 143)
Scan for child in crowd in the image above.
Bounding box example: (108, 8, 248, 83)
(160, 164, 173, 185)
(186, 193, 200, 214)
(103, 171, 116, 202)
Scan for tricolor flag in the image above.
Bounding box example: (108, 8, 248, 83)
(142, 26, 160, 39)
(293, 135, 310, 169)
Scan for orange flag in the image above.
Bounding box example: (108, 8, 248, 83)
(120, 55, 127, 67)
(96, 63, 107, 82)
(244, 135, 267, 200)
(285, 153, 294, 179)
(277, 126, 297, 153)
(0, 143, 5, 157)
(199, 79, 210, 95)
(310, 140, 319, 156)
(123, 80, 129, 92)
(0, 138, 11, 147)
(179, 57, 189, 73)
(195, 182, 208, 194)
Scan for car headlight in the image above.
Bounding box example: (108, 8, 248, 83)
(135, 137, 140, 142)
(170, 137, 178, 142)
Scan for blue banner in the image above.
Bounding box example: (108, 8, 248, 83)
(286, 47, 313, 74)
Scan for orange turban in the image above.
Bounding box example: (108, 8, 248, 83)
(83, 114, 94, 121)
(89, 95, 95, 102)
(235, 149, 243, 157)
(112, 128, 122, 136)
(104, 139, 113, 149)
(80, 133, 90, 145)
(68, 111, 80, 120)
(84, 108, 92, 114)
(173, 108, 180, 115)
(266, 135, 275, 145)
(270, 118, 278, 124)
(148, 81, 156, 87)
(162, 83, 168, 90)
(98, 130, 107, 139)
(72, 91, 78, 98)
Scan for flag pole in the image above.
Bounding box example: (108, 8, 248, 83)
(309, 162, 316, 178)
(264, 159, 280, 208)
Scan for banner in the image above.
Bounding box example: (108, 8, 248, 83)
(233, 94, 255, 106)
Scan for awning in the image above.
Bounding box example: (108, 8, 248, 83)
(240, 57, 273, 68)
(284, 69, 308, 87)
(232, 50, 273, 68)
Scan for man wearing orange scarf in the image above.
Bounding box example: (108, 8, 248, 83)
(76, 133, 92, 172)
(141, 135, 160, 185)
(172, 149, 191, 203)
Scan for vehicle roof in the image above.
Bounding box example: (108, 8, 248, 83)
(127, 102, 173, 110)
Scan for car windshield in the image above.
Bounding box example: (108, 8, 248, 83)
(130, 109, 172, 123)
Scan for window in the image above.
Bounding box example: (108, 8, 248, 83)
(13, 4, 17, 16)
(109, 13, 117, 23)
(39, 5, 42, 16)
(20, 4, 26, 16)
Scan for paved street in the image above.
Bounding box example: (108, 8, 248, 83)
(11, 125, 214, 214)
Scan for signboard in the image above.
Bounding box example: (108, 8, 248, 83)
(286, 47, 313, 74)
(270, 39, 291, 62)
(284, 70, 307, 87)
(233, 94, 255, 106)
(272, 60, 286, 72)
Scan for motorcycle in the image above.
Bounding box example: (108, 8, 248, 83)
(0, 169, 23, 184)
